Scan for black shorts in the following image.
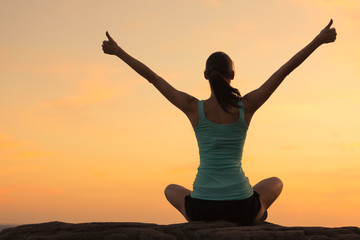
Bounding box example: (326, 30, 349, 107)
(184, 191, 261, 225)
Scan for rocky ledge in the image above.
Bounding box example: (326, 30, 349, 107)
(0, 221, 359, 240)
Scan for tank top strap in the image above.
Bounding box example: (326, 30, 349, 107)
(197, 100, 207, 123)
(237, 99, 244, 108)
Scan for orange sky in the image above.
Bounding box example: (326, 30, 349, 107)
(1, 0, 359, 227)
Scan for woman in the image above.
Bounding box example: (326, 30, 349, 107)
(102, 19, 336, 225)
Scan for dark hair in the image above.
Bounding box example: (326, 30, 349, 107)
(205, 52, 241, 112)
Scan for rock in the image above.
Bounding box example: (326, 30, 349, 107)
(0, 221, 359, 240)
(0, 227, 13, 232)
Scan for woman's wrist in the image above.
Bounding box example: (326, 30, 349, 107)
(115, 47, 126, 57)
(312, 36, 323, 48)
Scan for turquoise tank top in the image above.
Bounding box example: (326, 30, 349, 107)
(191, 100, 253, 200)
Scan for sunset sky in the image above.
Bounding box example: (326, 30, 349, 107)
(1, 0, 359, 227)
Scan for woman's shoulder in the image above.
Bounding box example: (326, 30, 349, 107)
(184, 97, 200, 128)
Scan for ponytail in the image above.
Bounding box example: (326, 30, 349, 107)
(208, 69, 241, 112)
(205, 52, 241, 112)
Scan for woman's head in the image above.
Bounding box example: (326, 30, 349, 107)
(204, 52, 241, 112)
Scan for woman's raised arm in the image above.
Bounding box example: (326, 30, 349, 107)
(102, 32, 197, 114)
(243, 19, 337, 115)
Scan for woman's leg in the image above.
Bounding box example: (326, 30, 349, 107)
(253, 177, 283, 222)
(164, 184, 192, 221)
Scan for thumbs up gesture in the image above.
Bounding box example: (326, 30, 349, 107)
(102, 31, 121, 55)
(315, 19, 337, 44)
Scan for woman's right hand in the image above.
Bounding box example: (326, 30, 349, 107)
(102, 31, 121, 55)
(314, 19, 337, 45)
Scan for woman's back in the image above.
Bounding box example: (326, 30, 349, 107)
(191, 99, 253, 200)
(203, 98, 242, 125)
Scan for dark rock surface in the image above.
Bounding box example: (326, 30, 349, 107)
(0, 226, 14, 232)
(0, 220, 359, 240)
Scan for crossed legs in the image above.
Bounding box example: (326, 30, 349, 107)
(252, 177, 283, 222)
(164, 177, 283, 223)
(164, 184, 192, 221)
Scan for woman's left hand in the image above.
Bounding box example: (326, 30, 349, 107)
(102, 31, 121, 55)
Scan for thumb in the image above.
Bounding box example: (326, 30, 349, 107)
(324, 19, 333, 30)
(106, 31, 114, 42)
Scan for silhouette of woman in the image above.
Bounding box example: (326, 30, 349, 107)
(102, 19, 336, 225)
